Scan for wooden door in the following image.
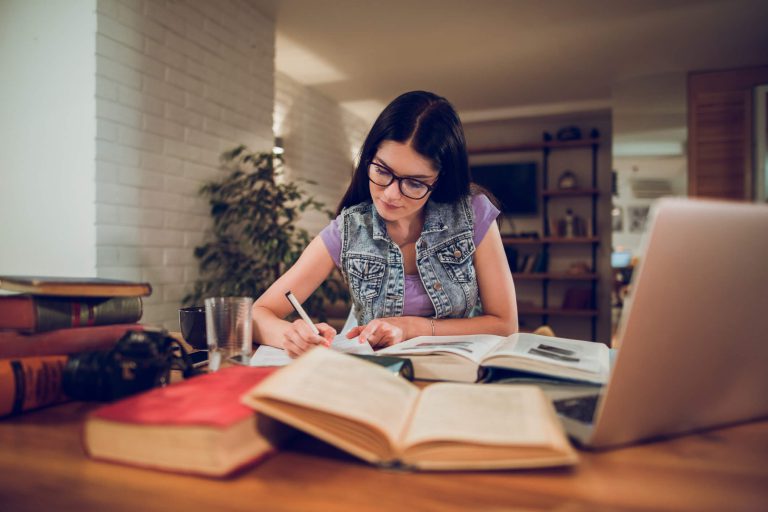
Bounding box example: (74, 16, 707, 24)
(688, 66, 768, 200)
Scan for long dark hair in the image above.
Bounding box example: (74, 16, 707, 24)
(336, 90, 471, 215)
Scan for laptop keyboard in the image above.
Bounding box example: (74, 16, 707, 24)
(553, 394, 600, 424)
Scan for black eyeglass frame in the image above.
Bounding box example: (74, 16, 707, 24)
(367, 161, 437, 200)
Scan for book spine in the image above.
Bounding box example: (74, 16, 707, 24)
(0, 296, 143, 332)
(33, 297, 143, 332)
(0, 323, 142, 359)
(0, 276, 152, 297)
(0, 355, 69, 417)
(533, 251, 549, 273)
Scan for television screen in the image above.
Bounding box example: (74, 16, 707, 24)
(470, 162, 537, 215)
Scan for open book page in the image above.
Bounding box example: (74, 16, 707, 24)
(331, 334, 375, 354)
(250, 345, 292, 366)
(243, 348, 419, 462)
(250, 334, 374, 367)
(402, 383, 554, 448)
(376, 334, 504, 363)
(484, 333, 610, 383)
(399, 383, 577, 469)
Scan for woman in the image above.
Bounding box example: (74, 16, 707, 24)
(252, 91, 518, 357)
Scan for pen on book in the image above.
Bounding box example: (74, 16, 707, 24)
(285, 291, 320, 336)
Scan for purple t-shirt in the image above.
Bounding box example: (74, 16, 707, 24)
(319, 194, 500, 317)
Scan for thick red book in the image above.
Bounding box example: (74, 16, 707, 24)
(0, 295, 143, 333)
(0, 355, 69, 417)
(0, 324, 142, 359)
(83, 365, 282, 477)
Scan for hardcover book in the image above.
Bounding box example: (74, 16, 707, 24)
(0, 275, 152, 297)
(242, 348, 578, 471)
(0, 323, 142, 359)
(0, 295, 143, 333)
(375, 333, 610, 384)
(83, 365, 282, 477)
(0, 355, 69, 417)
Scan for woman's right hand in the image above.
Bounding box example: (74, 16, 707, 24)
(282, 319, 336, 358)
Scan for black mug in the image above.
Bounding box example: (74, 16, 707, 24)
(179, 306, 207, 350)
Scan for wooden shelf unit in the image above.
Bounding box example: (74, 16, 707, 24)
(501, 236, 599, 245)
(512, 272, 598, 281)
(542, 188, 599, 198)
(471, 137, 601, 340)
(518, 306, 599, 317)
(468, 138, 600, 155)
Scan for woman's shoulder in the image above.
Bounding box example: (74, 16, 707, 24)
(340, 201, 373, 217)
(470, 191, 499, 218)
(338, 201, 378, 232)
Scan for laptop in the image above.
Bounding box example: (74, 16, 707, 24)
(554, 197, 768, 448)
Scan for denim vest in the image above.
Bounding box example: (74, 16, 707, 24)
(339, 197, 479, 325)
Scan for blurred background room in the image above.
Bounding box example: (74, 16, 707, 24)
(1, 0, 766, 344)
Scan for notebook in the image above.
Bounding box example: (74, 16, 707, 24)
(554, 198, 768, 448)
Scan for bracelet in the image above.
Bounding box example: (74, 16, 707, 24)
(430, 318, 435, 336)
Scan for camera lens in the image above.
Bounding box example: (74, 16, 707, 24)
(62, 350, 115, 401)
(62, 329, 182, 402)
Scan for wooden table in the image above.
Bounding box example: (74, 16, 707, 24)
(1, 402, 767, 512)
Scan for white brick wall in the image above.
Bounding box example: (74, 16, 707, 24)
(274, 72, 370, 235)
(95, 0, 275, 328)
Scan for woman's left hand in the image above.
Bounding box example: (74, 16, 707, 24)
(345, 317, 408, 348)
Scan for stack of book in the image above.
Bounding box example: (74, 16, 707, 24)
(0, 275, 152, 417)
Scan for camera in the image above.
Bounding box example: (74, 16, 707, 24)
(62, 328, 200, 401)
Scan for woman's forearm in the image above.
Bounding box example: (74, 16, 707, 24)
(251, 304, 293, 349)
(427, 314, 518, 338)
(383, 313, 518, 341)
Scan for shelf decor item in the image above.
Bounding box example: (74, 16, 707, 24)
(567, 261, 592, 276)
(556, 126, 582, 141)
(551, 210, 587, 238)
(557, 170, 578, 190)
(563, 209, 578, 238)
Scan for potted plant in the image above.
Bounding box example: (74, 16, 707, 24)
(183, 145, 348, 320)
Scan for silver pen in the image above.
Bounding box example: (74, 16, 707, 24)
(285, 290, 320, 335)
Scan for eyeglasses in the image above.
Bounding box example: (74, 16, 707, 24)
(367, 162, 436, 200)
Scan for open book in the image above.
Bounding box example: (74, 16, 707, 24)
(241, 348, 578, 471)
(375, 333, 610, 384)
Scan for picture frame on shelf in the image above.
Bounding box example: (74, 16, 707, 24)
(628, 205, 650, 233)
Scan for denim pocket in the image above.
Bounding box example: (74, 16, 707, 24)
(345, 253, 386, 299)
(435, 236, 476, 283)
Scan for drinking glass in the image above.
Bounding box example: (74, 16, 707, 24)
(204, 297, 253, 371)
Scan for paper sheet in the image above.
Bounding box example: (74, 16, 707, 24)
(250, 334, 374, 366)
